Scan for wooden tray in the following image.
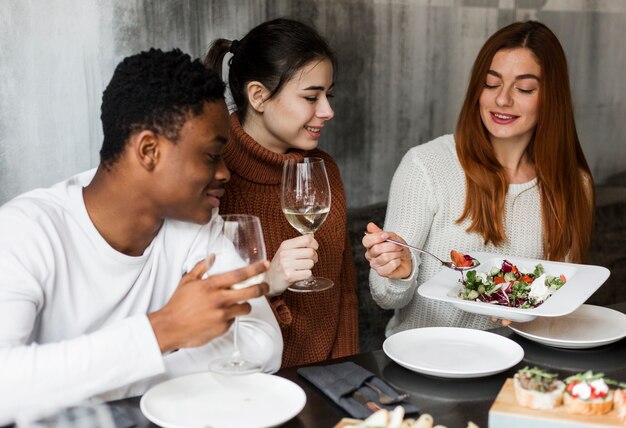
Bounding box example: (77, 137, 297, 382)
(489, 379, 624, 427)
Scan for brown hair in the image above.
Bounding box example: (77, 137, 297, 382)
(455, 21, 594, 262)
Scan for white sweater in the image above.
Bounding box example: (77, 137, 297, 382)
(0, 170, 282, 424)
(370, 135, 543, 336)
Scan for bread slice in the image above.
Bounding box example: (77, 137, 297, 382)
(513, 376, 565, 409)
(563, 390, 614, 415)
(333, 418, 362, 428)
(614, 389, 626, 423)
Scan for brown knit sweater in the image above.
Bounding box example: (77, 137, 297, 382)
(220, 113, 359, 368)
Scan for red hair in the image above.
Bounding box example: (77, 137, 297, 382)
(456, 21, 594, 262)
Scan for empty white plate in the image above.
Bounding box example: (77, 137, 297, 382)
(509, 304, 626, 349)
(140, 372, 306, 428)
(383, 327, 524, 378)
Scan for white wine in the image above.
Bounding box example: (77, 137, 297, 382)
(231, 273, 266, 290)
(283, 207, 330, 234)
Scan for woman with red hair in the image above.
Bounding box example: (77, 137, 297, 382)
(363, 21, 594, 335)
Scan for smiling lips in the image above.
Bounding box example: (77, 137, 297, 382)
(490, 111, 519, 124)
(304, 125, 322, 137)
(205, 188, 225, 206)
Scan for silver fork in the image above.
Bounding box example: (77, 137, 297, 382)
(364, 232, 479, 271)
(364, 381, 409, 405)
(384, 238, 480, 271)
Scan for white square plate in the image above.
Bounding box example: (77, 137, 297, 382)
(417, 252, 610, 323)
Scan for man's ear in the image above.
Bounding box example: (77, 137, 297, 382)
(246, 81, 270, 113)
(133, 130, 160, 171)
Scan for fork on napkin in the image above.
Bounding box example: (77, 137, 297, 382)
(298, 361, 418, 419)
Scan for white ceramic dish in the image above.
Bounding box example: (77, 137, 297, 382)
(383, 327, 524, 378)
(509, 304, 626, 349)
(418, 252, 610, 323)
(140, 372, 306, 428)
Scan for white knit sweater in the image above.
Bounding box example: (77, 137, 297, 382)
(369, 134, 544, 336)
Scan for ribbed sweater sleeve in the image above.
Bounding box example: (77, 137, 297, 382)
(369, 142, 436, 310)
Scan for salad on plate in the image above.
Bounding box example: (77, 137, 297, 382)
(459, 259, 567, 309)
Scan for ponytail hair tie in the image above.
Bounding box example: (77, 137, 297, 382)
(229, 39, 239, 55)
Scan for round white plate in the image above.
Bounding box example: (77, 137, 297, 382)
(509, 304, 626, 349)
(140, 372, 306, 428)
(383, 327, 524, 378)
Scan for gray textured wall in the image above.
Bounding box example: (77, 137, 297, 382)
(1, 0, 625, 207)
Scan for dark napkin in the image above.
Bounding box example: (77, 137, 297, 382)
(297, 361, 419, 419)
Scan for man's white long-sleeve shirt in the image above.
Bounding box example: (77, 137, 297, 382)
(0, 170, 282, 424)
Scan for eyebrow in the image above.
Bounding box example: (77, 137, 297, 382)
(302, 82, 335, 91)
(487, 70, 540, 82)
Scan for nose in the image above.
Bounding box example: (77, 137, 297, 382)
(215, 158, 230, 183)
(495, 85, 513, 107)
(316, 96, 334, 121)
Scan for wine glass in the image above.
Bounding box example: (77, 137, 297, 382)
(207, 214, 267, 375)
(281, 157, 334, 292)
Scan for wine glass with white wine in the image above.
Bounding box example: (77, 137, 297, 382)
(207, 214, 267, 375)
(281, 157, 333, 292)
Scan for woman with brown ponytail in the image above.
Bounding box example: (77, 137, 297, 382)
(204, 18, 358, 367)
(363, 21, 594, 336)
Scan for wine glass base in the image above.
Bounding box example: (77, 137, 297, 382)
(208, 357, 263, 376)
(287, 277, 334, 292)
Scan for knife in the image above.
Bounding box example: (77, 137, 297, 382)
(352, 390, 382, 413)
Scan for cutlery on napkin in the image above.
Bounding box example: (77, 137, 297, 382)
(352, 390, 382, 412)
(298, 361, 418, 419)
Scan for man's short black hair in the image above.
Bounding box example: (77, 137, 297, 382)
(100, 48, 225, 166)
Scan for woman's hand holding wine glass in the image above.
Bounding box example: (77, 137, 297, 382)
(265, 234, 319, 296)
(281, 157, 333, 292)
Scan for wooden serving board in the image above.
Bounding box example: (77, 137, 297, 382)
(489, 379, 624, 427)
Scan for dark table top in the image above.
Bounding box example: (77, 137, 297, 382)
(110, 301, 626, 428)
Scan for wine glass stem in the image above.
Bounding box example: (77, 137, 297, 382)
(232, 317, 242, 364)
(302, 232, 316, 286)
